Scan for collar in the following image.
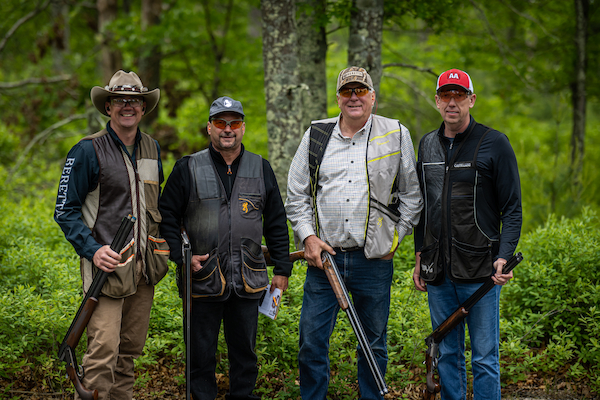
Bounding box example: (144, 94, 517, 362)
(209, 143, 245, 166)
(106, 122, 141, 155)
(438, 115, 474, 142)
(335, 114, 373, 139)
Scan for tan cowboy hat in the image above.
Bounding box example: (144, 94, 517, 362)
(90, 70, 160, 117)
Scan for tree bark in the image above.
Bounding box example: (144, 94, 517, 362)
(139, 0, 162, 127)
(97, 0, 122, 84)
(571, 0, 588, 192)
(261, 0, 304, 200)
(347, 0, 384, 94)
(297, 0, 328, 131)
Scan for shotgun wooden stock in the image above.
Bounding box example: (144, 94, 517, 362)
(261, 245, 305, 265)
(322, 257, 349, 310)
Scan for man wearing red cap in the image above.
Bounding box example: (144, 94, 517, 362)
(412, 69, 522, 399)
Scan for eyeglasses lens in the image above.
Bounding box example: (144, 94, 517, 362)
(439, 90, 469, 102)
(339, 87, 370, 98)
(212, 119, 243, 129)
(111, 98, 144, 108)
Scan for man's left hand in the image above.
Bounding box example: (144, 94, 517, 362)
(492, 258, 513, 286)
(270, 275, 288, 292)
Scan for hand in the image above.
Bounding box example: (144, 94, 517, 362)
(270, 275, 288, 292)
(303, 235, 335, 269)
(413, 251, 427, 292)
(491, 258, 513, 286)
(191, 254, 209, 273)
(93, 245, 122, 273)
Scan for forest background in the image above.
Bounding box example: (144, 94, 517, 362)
(0, 0, 599, 399)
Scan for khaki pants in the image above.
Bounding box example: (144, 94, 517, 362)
(76, 277, 154, 400)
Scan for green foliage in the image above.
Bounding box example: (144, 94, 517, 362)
(501, 209, 600, 392)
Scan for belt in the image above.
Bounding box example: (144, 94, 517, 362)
(333, 246, 362, 253)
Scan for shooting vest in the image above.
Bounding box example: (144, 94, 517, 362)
(80, 129, 167, 298)
(184, 149, 269, 300)
(309, 115, 405, 259)
(418, 122, 498, 284)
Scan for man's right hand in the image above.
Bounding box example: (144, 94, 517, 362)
(93, 245, 122, 273)
(303, 235, 335, 269)
(191, 254, 209, 273)
(413, 251, 427, 292)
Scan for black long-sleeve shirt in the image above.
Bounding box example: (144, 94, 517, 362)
(159, 144, 292, 277)
(414, 117, 522, 262)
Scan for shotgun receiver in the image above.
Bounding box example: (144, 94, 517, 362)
(422, 252, 524, 400)
(261, 246, 388, 395)
(57, 214, 136, 400)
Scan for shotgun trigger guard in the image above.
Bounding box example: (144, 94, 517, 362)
(66, 346, 85, 380)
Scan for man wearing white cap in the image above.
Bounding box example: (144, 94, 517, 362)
(54, 70, 168, 399)
(413, 69, 522, 400)
(286, 67, 422, 399)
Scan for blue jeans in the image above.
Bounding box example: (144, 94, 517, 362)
(298, 250, 393, 400)
(427, 274, 502, 400)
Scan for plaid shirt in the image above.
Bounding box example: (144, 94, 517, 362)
(286, 114, 422, 250)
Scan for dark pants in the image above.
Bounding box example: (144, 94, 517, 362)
(188, 294, 261, 400)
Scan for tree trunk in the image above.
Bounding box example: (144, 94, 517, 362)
(571, 0, 588, 193)
(297, 0, 328, 131)
(347, 0, 384, 94)
(261, 0, 304, 200)
(139, 0, 162, 127)
(97, 0, 122, 84)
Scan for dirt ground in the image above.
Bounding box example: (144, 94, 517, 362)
(2, 360, 596, 399)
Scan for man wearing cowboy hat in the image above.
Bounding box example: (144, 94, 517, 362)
(54, 70, 169, 399)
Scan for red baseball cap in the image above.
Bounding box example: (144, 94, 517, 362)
(436, 69, 474, 93)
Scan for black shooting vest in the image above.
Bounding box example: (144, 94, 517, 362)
(418, 123, 497, 284)
(183, 149, 269, 300)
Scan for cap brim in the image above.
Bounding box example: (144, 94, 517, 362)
(91, 86, 161, 117)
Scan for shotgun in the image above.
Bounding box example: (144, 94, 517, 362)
(261, 246, 388, 395)
(422, 252, 524, 400)
(181, 229, 192, 400)
(57, 214, 136, 400)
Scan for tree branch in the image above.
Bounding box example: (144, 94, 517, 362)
(383, 72, 437, 110)
(469, 0, 534, 90)
(0, 75, 72, 90)
(0, 0, 52, 53)
(7, 114, 88, 182)
(497, 0, 559, 41)
(382, 63, 438, 78)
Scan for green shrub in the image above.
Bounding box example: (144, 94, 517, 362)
(501, 208, 600, 386)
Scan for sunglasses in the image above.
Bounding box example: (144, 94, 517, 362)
(338, 86, 370, 98)
(111, 98, 144, 108)
(437, 90, 471, 102)
(211, 118, 244, 130)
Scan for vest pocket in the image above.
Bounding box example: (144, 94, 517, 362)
(450, 238, 494, 280)
(191, 248, 226, 297)
(241, 241, 269, 294)
(146, 235, 170, 285)
(239, 193, 262, 219)
(419, 240, 444, 284)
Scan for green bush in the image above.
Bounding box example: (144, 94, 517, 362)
(501, 208, 600, 391)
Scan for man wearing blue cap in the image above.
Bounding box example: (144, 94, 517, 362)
(159, 96, 292, 400)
